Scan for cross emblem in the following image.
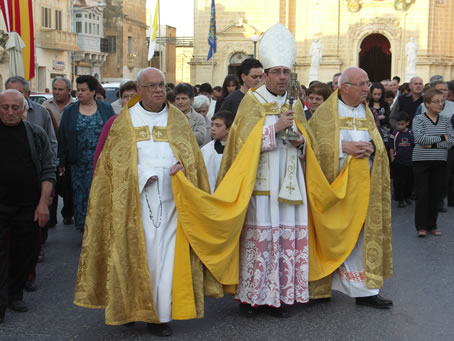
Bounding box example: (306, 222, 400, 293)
(256, 172, 266, 185)
(139, 130, 147, 137)
(286, 182, 295, 195)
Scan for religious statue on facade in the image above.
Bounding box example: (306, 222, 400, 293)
(309, 38, 322, 83)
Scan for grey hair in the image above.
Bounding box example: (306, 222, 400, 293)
(430, 80, 446, 88)
(136, 67, 165, 85)
(409, 76, 423, 84)
(5, 76, 30, 93)
(1, 89, 27, 110)
(429, 75, 444, 83)
(52, 77, 72, 90)
(338, 72, 348, 86)
(192, 95, 210, 110)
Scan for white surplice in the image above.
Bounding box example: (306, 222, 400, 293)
(234, 85, 309, 307)
(331, 100, 379, 297)
(201, 140, 223, 193)
(130, 102, 178, 323)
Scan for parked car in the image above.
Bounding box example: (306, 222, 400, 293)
(29, 92, 53, 105)
(102, 82, 120, 104)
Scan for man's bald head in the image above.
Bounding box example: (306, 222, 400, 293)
(136, 67, 167, 112)
(0, 89, 27, 126)
(136, 67, 165, 85)
(338, 67, 370, 107)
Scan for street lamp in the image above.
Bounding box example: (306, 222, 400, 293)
(251, 34, 259, 59)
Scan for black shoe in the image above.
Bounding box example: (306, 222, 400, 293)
(398, 201, 405, 208)
(439, 206, 448, 212)
(124, 322, 135, 327)
(308, 297, 331, 304)
(405, 198, 412, 205)
(239, 303, 260, 317)
(8, 300, 28, 312)
(63, 217, 74, 225)
(264, 305, 291, 318)
(147, 323, 172, 337)
(355, 295, 393, 309)
(24, 280, 37, 292)
(0, 310, 4, 323)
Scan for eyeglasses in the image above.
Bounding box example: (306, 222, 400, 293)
(267, 69, 291, 76)
(345, 81, 371, 88)
(139, 82, 166, 90)
(430, 100, 445, 105)
(121, 93, 136, 100)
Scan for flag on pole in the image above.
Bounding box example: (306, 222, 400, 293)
(0, 0, 35, 79)
(207, 0, 216, 61)
(148, 0, 159, 61)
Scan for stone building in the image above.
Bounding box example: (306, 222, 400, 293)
(148, 24, 177, 84)
(101, 0, 148, 82)
(73, 0, 108, 81)
(191, 0, 454, 86)
(32, 0, 79, 91)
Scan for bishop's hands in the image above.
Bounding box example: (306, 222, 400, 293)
(274, 110, 295, 133)
(145, 176, 158, 187)
(170, 163, 185, 176)
(342, 141, 374, 159)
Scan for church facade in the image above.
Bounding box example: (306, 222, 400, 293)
(190, 0, 454, 86)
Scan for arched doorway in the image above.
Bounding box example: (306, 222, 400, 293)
(228, 52, 251, 77)
(359, 34, 391, 82)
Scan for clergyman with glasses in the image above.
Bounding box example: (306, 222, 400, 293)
(308, 67, 393, 309)
(220, 23, 311, 318)
(74, 67, 223, 337)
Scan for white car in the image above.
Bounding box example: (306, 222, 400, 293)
(29, 92, 53, 105)
(102, 82, 120, 104)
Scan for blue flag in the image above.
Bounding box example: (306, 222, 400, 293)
(207, 0, 216, 61)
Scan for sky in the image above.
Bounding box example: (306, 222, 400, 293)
(146, 0, 194, 36)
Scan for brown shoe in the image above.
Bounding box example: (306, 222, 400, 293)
(417, 230, 427, 238)
(430, 229, 441, 236)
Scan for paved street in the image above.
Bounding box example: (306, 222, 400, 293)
(0, 200, 453, 341)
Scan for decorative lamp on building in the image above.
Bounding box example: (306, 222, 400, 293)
(251, 34, 259, 59)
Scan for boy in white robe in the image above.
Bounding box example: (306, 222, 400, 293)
(201, 110, 234, 193)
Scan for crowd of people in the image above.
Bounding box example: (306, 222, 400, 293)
(1, 22, 453, 337)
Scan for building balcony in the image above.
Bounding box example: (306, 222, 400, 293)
(36, 29, 79, 51)
(73, 51, 108, 66)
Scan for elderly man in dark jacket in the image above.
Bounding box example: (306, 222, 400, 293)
(0, 90, 55, 323)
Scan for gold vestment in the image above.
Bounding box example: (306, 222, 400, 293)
(73, 96, 222, 325)
(308, 90, 392, 298)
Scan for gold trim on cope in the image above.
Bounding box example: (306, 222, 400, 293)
(339, 117, 354, 130)
(355, 118, 369, 131)
(152, 126, 168, 142)
(134, 126, 151, 141)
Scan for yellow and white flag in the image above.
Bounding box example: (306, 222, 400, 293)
(147, 0, 159, 61)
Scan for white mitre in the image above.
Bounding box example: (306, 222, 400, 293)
(259, 23, 296, 70)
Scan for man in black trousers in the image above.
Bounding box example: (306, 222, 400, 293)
(0, 89, 55, 323)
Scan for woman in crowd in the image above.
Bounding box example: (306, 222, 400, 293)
(304, 82, 332, 120)
(95, 84, 107, 102)
(214, 74, 240, 112)
(173, 82, 207, 146)
(412, 88, 454, 237)
(193, 94, 212, 144)
(58, 75, 115, 232)
(368, 82, 390, 138)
